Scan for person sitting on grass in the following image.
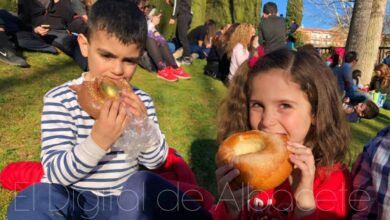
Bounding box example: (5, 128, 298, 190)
(226, 23, 257, 83)
(343, 98, 379, 123)
(0, 15, 28, 67)
(212, 48, 352, 219)
(187, 19, 217, 59)
(146, 7, 191, 82)
(6, 1, 177, 218)
(370, 63, 388, 91)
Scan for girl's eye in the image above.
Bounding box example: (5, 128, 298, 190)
(250, 102, 263, 108)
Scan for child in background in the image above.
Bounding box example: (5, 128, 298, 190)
(146, 7, 191, 81)
(257, 2, 286, 53)
(212, 48, 352, 219)
(369, 63, 388, 91)
(373, 63, 390, 110)
(8, 0, 169, 218)
(226, 23, 256, 83)
(343, 99, 379, 123)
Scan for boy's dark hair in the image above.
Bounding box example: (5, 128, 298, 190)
(362, 100, 379, 119)
(86, 0, 147, 49)
(352, 69, 361, 85)
(205, 19, 217, 35)
(297, 44, 317, 54)
(352, 69, 362, 78)
(263, 2, 278, 15)
(345, 51, 358, 63)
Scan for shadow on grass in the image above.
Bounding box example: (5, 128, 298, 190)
(190, 139, 218, 196)
(0, 59, 77, 93)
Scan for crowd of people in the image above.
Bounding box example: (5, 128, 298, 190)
(3, 0, 390, 219)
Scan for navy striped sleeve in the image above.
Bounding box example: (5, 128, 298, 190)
(41, 92, 106, 186)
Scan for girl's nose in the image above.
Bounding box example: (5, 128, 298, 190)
(258, 109, 276, 130)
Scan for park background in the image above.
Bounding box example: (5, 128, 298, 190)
(1, 0, 390, 219)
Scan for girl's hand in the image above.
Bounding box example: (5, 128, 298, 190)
(216, 164, 252, 220)
(120, 88, 147, 119)
(91, 100, 129, 151)
(287, 142, 316, 217)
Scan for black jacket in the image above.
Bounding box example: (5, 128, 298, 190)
(258, 16, 286, 54)
(18, 0, 75, 30)
(171, 0, 192, 19)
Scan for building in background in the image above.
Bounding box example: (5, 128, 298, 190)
(298, 27, 347, 47)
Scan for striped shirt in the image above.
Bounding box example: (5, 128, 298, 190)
(351, 125, 390, 220)
(40, 74, 168, 196)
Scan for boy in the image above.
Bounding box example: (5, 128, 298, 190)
(344, 100, 379, 123)
(8, 0, 168, 218)
(258, 2, 286, 54)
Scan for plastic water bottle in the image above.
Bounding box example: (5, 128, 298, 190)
(112, 114, 161, 160)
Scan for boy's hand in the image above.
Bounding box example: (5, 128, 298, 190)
(169, 18, 176, 25)
(120, 88, 147, 119)
(287, 142, 316, 217)
(91, 100, 129, 151)
(34, 25, 49, 36)
(216, 164, 252, 220)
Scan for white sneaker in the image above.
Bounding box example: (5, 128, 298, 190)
(173, 47, 183, 59)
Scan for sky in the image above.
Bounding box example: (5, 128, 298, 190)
(265, 0, 390, 29)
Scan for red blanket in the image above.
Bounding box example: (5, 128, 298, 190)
(0, 148, 214, 209)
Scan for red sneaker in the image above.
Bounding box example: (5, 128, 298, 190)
(157, 67, 178, 82)
(171, 67, 191, 79)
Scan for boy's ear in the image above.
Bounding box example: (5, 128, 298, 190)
(78, 33, 89, 58)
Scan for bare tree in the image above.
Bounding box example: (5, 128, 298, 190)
(358, 0, 388, 85)
(306, 0, 354, 32)
(345, 0, 373, 53)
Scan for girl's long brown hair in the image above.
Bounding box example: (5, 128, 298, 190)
(375, 63, 390, 89)
(217, 48, 350, 168)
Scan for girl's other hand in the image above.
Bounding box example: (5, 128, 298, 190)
(287, 142, 316, 217)
(216, 164, 252, 220)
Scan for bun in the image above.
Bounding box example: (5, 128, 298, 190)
(70, 77, 131, 119)
(216, 130, 292, 190)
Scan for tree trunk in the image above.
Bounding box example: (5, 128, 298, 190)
(345, 0, 373, 53)
(358, 0, 387, 85)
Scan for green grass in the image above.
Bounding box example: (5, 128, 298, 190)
(1, 51, 390, 219)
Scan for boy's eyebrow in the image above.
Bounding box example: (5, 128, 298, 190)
(97, 48, 140, 62)
(123, 56, 141, 63)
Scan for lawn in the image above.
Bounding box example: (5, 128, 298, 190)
(1, 51, 389, 219)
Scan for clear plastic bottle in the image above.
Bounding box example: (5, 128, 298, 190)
(112, 114, 161, 160)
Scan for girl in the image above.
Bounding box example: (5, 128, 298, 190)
(212, 48, 352, 220)
(373, 63, 390, 109)
(204, 23, 239, 81)
(226, 23, 257, 82)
